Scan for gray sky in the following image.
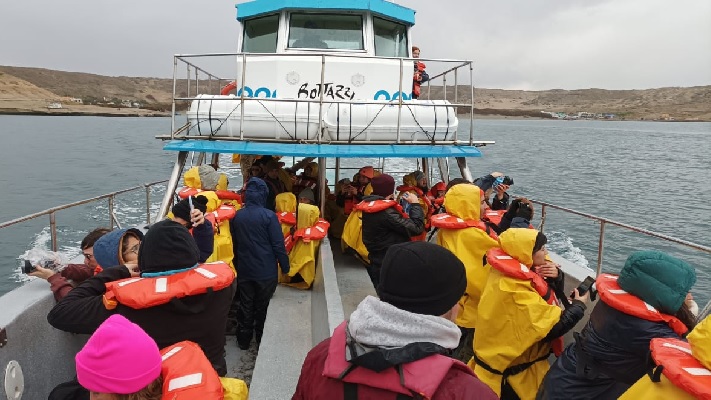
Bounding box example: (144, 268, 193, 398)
(1, 0, 709, 90)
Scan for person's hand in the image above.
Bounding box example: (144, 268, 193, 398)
(28, 264, 56, 281)
(125, 263, 140, 277)
(571, 288, 591, 304)
(347, 186, 357, 196)
(404, 193, 419, 204)
(536, 262, 560, 279)
(190, 208, 205, 227)
(495, 184, 510, 198)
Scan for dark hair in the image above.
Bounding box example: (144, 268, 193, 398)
(446, 178, 471, 191)
(676, 302, 697, 332)
(533, 232, 548, 253)
(80, 228, 111, 250)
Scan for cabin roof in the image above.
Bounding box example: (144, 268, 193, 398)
(235, 0, 416, 25)
(163, 140, 481, 158)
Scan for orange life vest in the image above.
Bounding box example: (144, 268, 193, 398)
(103, 262, 235, 310)
(647, 338, 711, 399)
(277, 211, 296, 227)
(284, 218, 330, 253)
(160, 340, 224, 399)
(178, 187, 242, 202)
(204, 204, 237, 225)
(487, 248, 564, 356)
(412, 61, 427, 98)
(430, 213, 499, 241)
(596, 274, 689, 336)
(482, 209, 506, 226)
(354, 199, 406, 215)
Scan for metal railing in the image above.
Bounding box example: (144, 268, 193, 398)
(0, 181, 167, 252)
(531, 199, 711, 277)
(165, 52, 480, 145)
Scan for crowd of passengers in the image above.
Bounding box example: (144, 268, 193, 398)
(29, 157, 708, 400)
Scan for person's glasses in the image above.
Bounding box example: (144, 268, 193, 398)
(128, 243, 140, 255)
(83, 253, 94, 260)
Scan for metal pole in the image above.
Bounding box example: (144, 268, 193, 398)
(454, 69, 458, 104)
(396, 58, 404, 143)
(186, 65, 191, 100)
(335, 158, 341, 185)
(171, 57, 178, 138)
(156, 151, 189, 221)
(596, 221, 606, 276)
(421, 158, 429, 187)
(239, 53, 247, 140)
(195, 68, 199, 95)
(108, 196, 115, 229)
(49, 212, 58, 252)
(455, 157, 473, 182)
(211, 153, 220, 168)
(318, 157, 327, 214)
(539, 205, 547, 232)
(317, 55, 326, 143)
(443, 73, 447, 103)
(145, 184, 152, 225)
(469, 62, 475, 146)
(436, 158, 450, 184)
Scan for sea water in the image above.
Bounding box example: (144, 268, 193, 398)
(0, 116, 709, 303)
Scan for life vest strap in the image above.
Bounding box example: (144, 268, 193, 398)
(473, 351, 550, 396)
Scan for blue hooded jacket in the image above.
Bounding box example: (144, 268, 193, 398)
(230, 177, 289, 281)
(92, 228, 144, 269)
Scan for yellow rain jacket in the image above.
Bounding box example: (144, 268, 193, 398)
(282, 204, 326, 289)
(620, 315, 711, 400)
(220, 377, 249, 400)
(471, 228, 562, 400)
(341, 209, 369, 263)
(436, 184, 499, 329)
(275, 192, 297, 236)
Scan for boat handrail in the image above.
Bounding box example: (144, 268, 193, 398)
(530, 199, 711, 277)
(0, 180, 168, 252)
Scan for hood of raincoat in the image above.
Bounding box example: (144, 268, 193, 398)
(93, 228, 144, 268)
(217, 173, 229, 190)
(402, 173, 417, 187)
(305, 162, 319, 178)
(275, 192, 297, 213)
(443, 183, 481, 221)
(244, 177, 268, 207)
(183, 166, 201, 189)
(688, 315, 711, 370)
(296, 203, 320, 229)
(498, 228, 538, 267)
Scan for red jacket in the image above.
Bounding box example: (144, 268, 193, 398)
(292, 324, 497, 400)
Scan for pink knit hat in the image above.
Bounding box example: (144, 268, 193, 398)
(76, 314, 162, 394)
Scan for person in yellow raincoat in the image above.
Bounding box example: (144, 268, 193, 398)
(275, 192, 297, 237)
(431, 184, 500, 362)
(619, 315, 711, 400)
(473, 228, 589, 400)
(282, 203, 329, 289)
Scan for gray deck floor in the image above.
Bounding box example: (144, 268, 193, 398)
(329, 238, 376, 319)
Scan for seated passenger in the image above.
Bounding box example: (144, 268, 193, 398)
(298, 188, 316, 205)
(323, 178, 350, 239)
(396, 172, 433, 238)
(473, 172, 514, 210)
(473, 229, 588, 400)
(497, 197, 534, 234)
(430, 184, 500, 362)
(50, 314, 248, 400)
(169, 195, 214, 263)
(292, 162, 319, 201)
(47, 219, 236, 376)
(263, 159, 288, 211)
(292, 242, 498, 400)
(538, 250, 697, 400)
(337, 166, 374, 215)
(92, 227, 144, 273)
(275, 192, 298, 237)
(29, 227, 110, 302)
(281, 203, 329, 289)
(620, 315, 711, 400)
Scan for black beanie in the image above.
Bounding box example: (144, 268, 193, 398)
(377, 242, 466, 316)
(370, 174, 395, 197)
(138, 219, 200, 273)
(171, 195, 208, 225)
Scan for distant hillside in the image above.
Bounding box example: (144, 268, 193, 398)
(1, 65, 709, 120)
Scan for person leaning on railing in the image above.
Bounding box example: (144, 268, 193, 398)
(29, 227, 110, 302)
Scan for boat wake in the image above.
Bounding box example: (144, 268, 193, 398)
(545, 230, 591, 270)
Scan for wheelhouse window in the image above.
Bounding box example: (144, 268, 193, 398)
(242, 14, 279, 53)
(373, 17, 408, 57)
(288, 13, 364, 50)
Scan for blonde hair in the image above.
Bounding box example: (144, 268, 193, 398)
(115, 376, 163, 400)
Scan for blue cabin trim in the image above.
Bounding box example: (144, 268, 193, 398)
(236, 0, 416, 25)
(163, 140, 481, 158)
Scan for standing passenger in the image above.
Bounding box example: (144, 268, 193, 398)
(292, 242, 498, 400)
(230, 177, 290, 350)
(361, 174, 424, 287)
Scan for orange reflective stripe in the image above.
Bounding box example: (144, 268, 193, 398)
(596, 274, 688, 336)
(161, 341, 224, 399)
(103, 262, 235, 310)
(649, 338, 711, 398)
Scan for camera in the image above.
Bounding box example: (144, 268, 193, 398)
(573, 276, 598, 301)
(22, 259, 58, 274)
(22, 260, 35, 274)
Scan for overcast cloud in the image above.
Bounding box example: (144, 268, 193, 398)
(1, 0, 709, 90)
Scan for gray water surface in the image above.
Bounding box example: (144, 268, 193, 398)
(0, 116, 709, 302)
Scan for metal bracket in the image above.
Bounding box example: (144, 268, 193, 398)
(0, 328, 7, 348)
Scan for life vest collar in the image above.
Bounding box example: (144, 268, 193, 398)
(103, 262, 235, 310)
(430, 213, 494, 236)
(277, 211, 296, 226)
(160, 340, 224, 399)
(355, 199, 400, 214)
(648, 338, 711, 399)
(205, 204, 237, 224)
(178, 187, 241, 202)
(596, 274, 689, 336)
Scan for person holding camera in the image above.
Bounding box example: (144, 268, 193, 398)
(473, 172, 514, 211)
(337, 166, 375, 215)
(496, 197, 535, 234)
(472, 228, 589, 400)
(537, 250, 698, 400)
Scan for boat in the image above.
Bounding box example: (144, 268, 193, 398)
(1, 0, 710, 399)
